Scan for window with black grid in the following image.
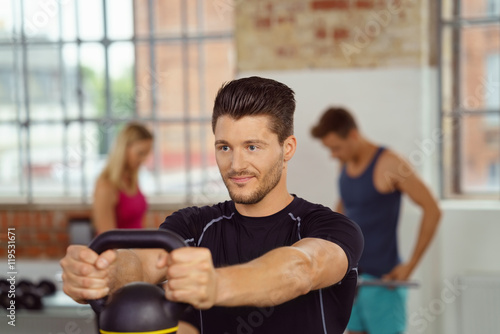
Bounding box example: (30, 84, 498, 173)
(439, 0, 500, 199)
(0, 0, 235, 204)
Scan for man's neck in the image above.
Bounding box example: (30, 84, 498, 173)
(351, 138, 377, 165)
(234, 188, 294, 218)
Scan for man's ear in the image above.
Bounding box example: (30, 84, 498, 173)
(283, 135, 297, 162)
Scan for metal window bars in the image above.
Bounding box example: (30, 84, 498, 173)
(0, 0, 234, 204)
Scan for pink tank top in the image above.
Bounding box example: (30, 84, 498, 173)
(115, 189, 148, 229)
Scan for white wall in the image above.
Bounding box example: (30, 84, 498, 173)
(239, 68, 500, 334)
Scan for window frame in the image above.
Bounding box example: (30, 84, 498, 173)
(0, 0, 234, 204)
(438, 0, 500, 200)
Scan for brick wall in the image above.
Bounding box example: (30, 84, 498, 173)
(0, 206, 176, 259)
(236, 0, 431, 70)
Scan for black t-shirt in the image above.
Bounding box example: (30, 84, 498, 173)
(159, 195, 364, 334)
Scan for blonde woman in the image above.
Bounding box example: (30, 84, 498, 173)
(93, 122, 153, 234)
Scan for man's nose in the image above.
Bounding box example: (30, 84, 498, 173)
(231, 149, 248, 171)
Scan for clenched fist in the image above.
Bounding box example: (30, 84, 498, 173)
(60, 245, 117, 303)
(162, 247, 218, 309)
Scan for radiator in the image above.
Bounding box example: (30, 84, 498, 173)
(458, 274, 500, 334)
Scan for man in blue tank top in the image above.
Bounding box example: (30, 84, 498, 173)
(311, 107, 441, 334)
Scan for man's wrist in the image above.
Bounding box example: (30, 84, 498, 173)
(407, 259, 418, 273)
(214, 267, 230, 306)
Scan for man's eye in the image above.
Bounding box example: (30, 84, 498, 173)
(221, 146, 230, 152)
(248, 145, 257, 151)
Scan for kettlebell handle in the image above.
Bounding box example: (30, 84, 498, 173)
(87, 229, 188, 313)
(88, 229, 188, 254)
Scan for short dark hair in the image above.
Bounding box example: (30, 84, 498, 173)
(311, 107, 358, 139)
(212, 76, 295, 144)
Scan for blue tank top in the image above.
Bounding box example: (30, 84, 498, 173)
(339, 147, 401, 277)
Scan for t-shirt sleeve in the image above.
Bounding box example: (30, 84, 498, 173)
(158, 207, 203, 247)
(159, 208, 202, 329)
(301, 208, 364, 276)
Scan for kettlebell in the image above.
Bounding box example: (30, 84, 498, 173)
(87, 229, 189, 334)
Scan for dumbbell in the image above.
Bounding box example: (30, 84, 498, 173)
(0, 278, 13, 309)
(15, 279, 57, 310)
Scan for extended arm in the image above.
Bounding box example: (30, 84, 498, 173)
(164, 238, 348, 309)
(217, 238, 348, 307)
(384, 155, 441, 280)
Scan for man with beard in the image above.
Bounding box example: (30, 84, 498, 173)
(60, 77, 364, 334)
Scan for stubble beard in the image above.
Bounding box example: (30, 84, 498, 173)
(224, 155, 284, 205)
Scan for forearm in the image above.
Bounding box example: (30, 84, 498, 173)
(178, 321, 200, 334)
(215, 246, 317, 307)
(165, 238, 348, 309)
(108, 249, 146, 292)
(407, 207, 441, 271)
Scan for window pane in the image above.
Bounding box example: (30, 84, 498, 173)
(156, 44, 184, 118)
(154, 0, 183, 36)
(189, 41, 235, 118)
(461, 0, 500, 18)
(30, 124, 64, 196)
(0, 105, 16, 123)
(136, 43, 182, 118)
(157, 123, 187, 200)
(23, 0, 60, 41)
(109, 42, 135, 117)
(64, 122, 84, 196)
(54, 122, 103, 198)
(460, 25, 500, 111)
(203, 0, 234, 33)
(187, 42, 201, 117)
(61, 0, 77, 41)
(62, 43, 80, 118)
(77, 0, 104, 41)
(28, 45, 63, 121)
(106, 0, 134, 40)
(135, 43, 152, 117)
(0, 124, 21, 197)
(0, 0, 14, 41)
(485, 53, 500, 109)
(133, 0, 150, 37)
(204, 41, 235, 115)
(82, 122, 105, 198)
(80, 43, 105, 117)
(0, 47, 17, 121)
(185, 0, 198, 34)
(134, 0, 183, 37)
(462, 114, 500, 193)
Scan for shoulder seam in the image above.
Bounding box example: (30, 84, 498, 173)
(197, 212, 235, 246)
